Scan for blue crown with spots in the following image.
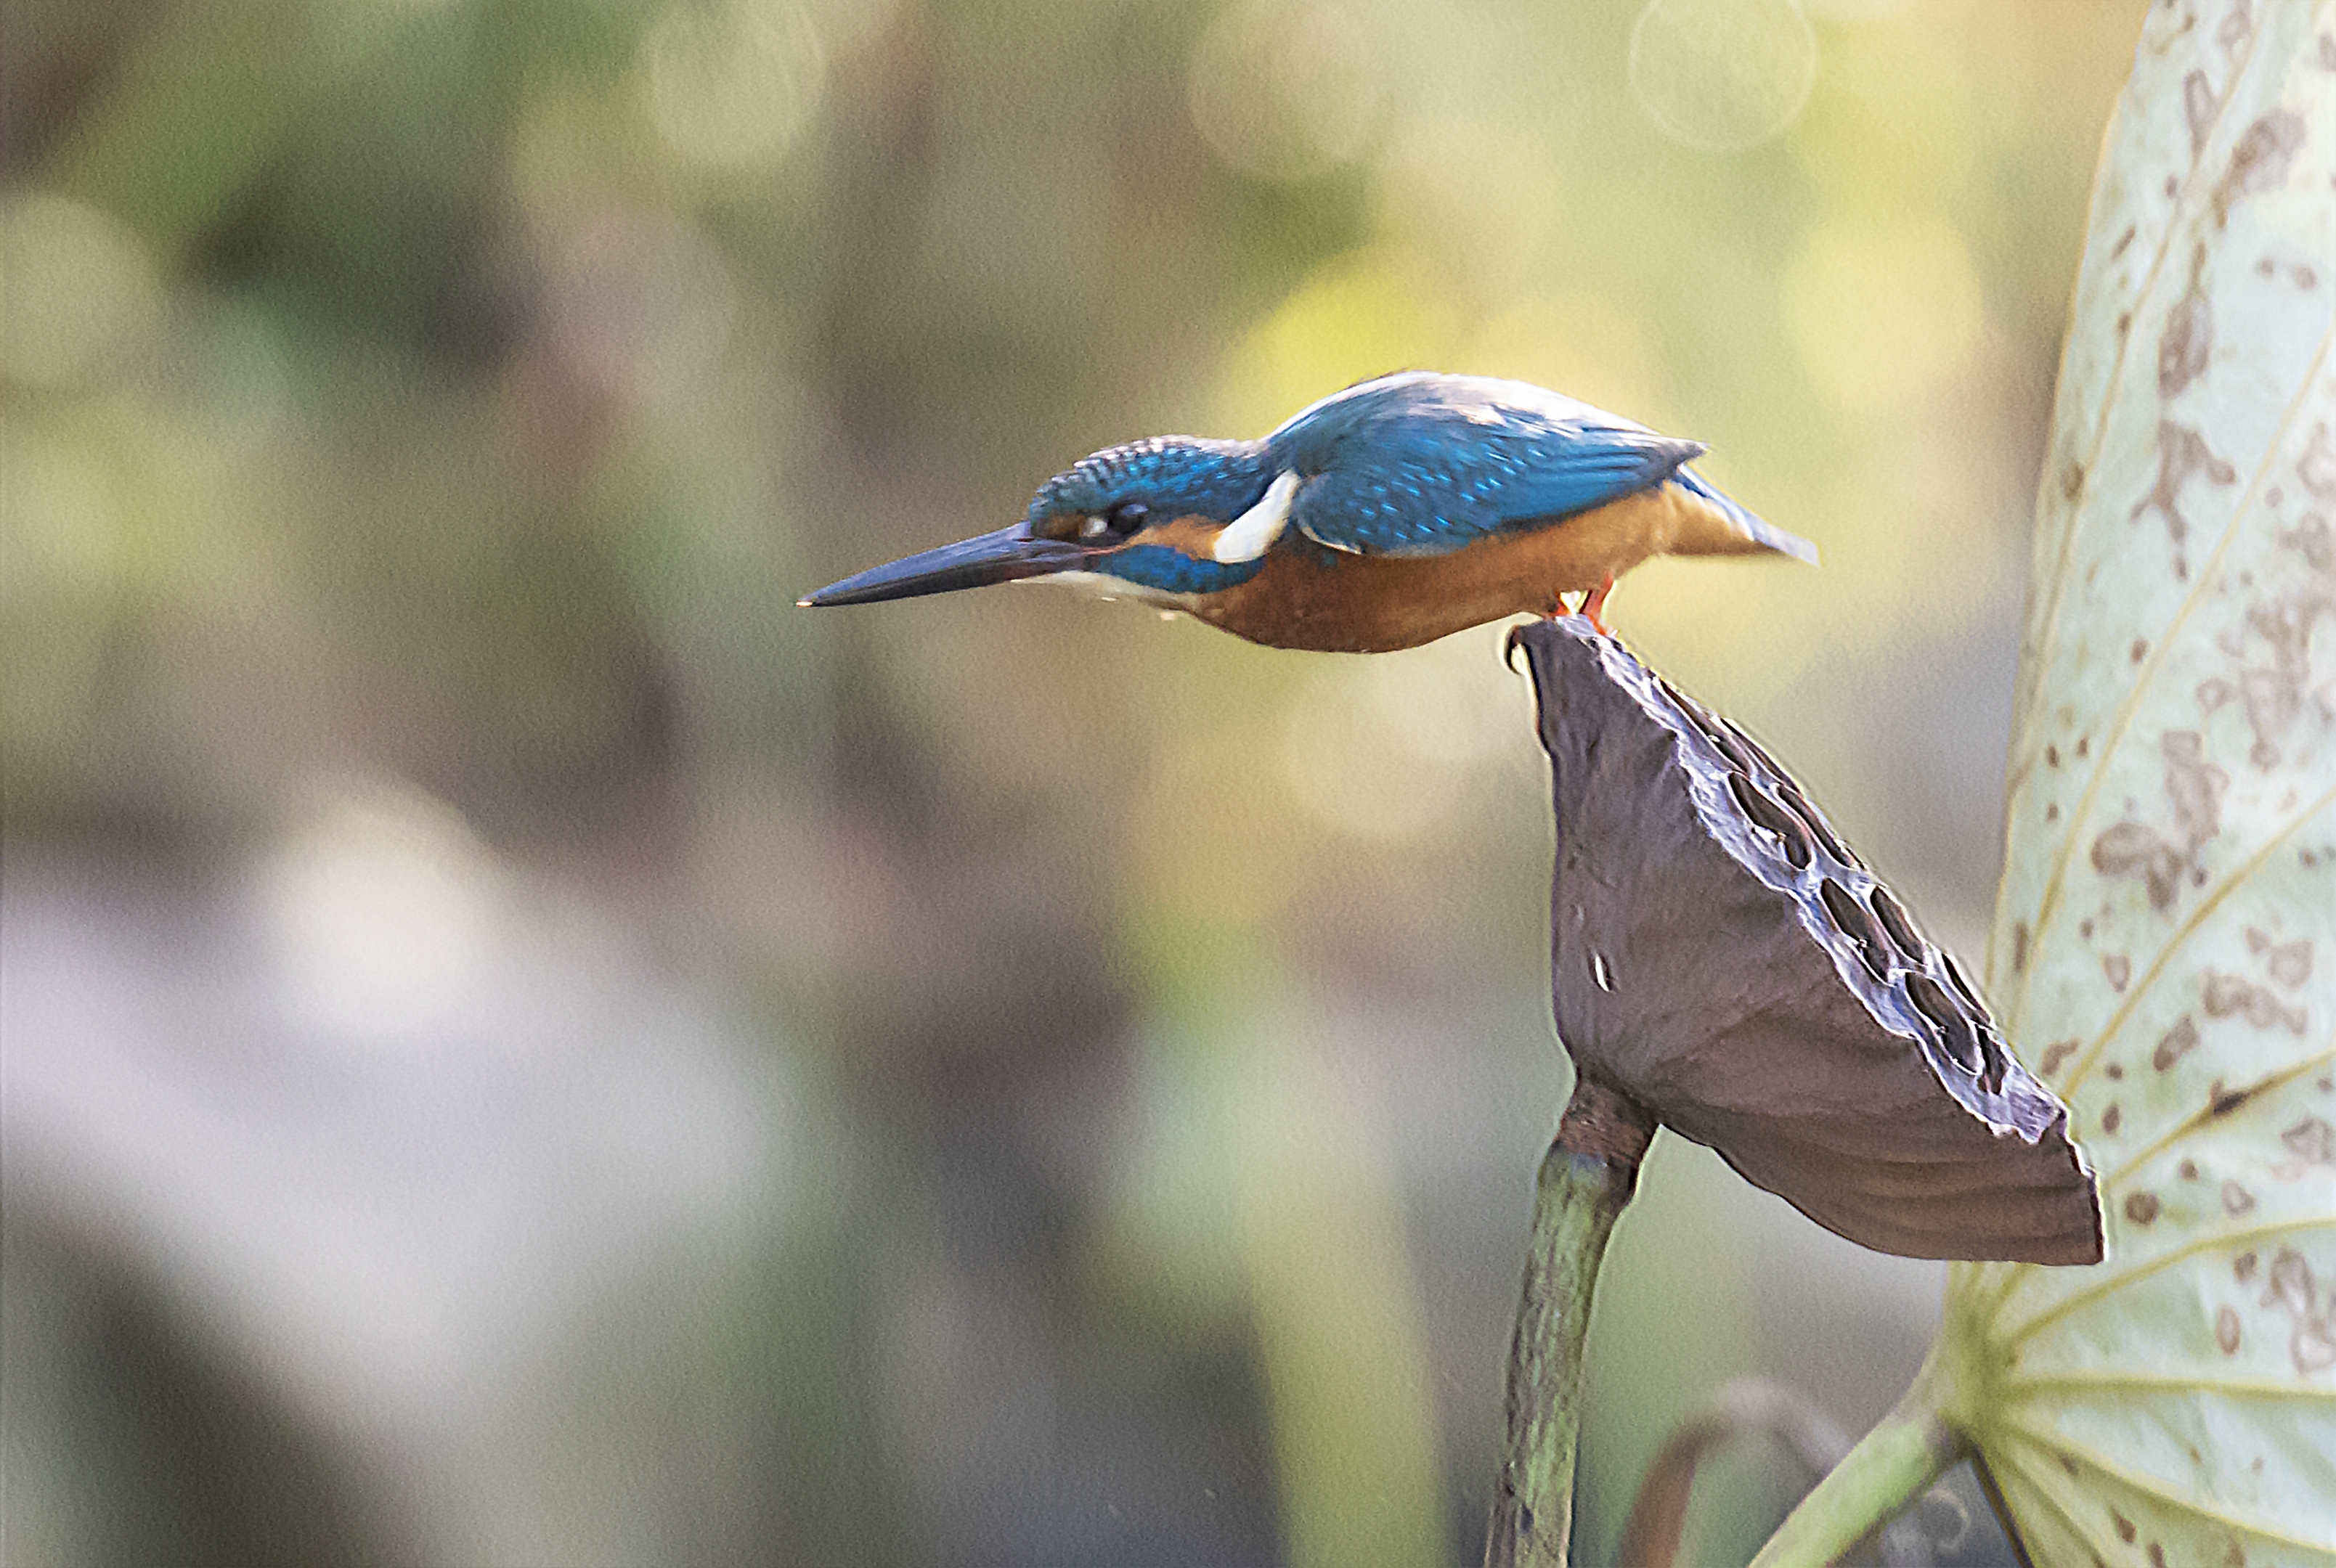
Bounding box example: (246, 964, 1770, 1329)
(1026, 437, 1271, 528)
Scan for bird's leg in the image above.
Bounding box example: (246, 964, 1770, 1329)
(1579, 573, 1616, 633)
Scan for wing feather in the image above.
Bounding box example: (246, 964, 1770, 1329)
(1265, 374, 1704, 558)
(1289, 421, 1702, 558)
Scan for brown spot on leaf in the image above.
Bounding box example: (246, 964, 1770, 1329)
(2282, 515, 2333, 573)
(2103, 953, 2131, 990)
(2301, 425, 2336, 497)
(2123, 1191, 2159, 1224)
(2115, 1511, 2138, 1545)
(2160, 251, 2213, 398)
(2046, 743, 2061, 768)
(2132, 422, 2238, 544)
(2223, 1180, 2256, 1214)
(2093, 821, 2187, 910)
(2184, 71, 2215, 156)
(2207, 598, 2335, 768)
(2013, 921, 2030, 973)
(2155, 1015, 2201, 1070)
(2217, 1305, 2242, 1352)
(2181, 1158, 2199, 1179)
(2214, 110, 2308, 224)
(2040, 1038, 2078, 1075)
(2162, 730, 2227, 846)
(2260, 1248, 2336, 1371)
(2264, 1247, 2313, 1313)
(2204, 971, 2307, 1032)
(2103, 1103, 2123, 1135)
(2107, 1061, 2125, 1080)
(2268, 939, 2312, 987)
(2151, 1544, 2168, 1568)
(2235, 1250, 2258, 1282)
(2109, 224, 2138, 261)
(2131, 637, 2150, 663)
(2282, 1116, 2335, 1164)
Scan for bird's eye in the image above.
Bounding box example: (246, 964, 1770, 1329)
(1074, 502, 1150, 543)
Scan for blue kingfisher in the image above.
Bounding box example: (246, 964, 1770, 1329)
(801, 372, 1815, 652)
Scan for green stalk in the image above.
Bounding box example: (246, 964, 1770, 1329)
(1484, 1076, 1656, 1568)
(1745, 1346, 1966, 1568)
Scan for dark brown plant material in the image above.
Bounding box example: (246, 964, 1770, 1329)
(1514, 617, 2103, 1265)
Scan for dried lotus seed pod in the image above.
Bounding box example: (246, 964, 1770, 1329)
(1515, 616, 2102, 1265)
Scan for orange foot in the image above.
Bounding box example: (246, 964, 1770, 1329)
(1580, 573, 1616, 633)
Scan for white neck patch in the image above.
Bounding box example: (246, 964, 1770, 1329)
(1033, 568, 1187, 608)
(1212, 470, 1299, 563)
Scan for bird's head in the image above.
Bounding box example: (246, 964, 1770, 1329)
(800, 437, 1290, 608)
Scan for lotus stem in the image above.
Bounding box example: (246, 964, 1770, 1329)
(1484, 1074, 1656, 1568)
(1745, 1346, 1966, 1568)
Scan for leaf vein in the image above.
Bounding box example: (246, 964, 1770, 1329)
(1990, 1411, 2336, 1549)
(2099, 1040, 2336, 1188)
(2000, 1213, 2336, 1349)
(2007, 317, 2336, 1044)
(2003, 11, 2280, 1013)
(2058, 777, 2336, 1099)
(2001, 1369, 2336, 1402)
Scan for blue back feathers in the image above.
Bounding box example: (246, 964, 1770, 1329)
(1025, 373, 1777, 587)
(1265, 373, 1704, 557)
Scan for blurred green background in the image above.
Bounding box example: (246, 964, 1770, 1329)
(1, 0, 2141, 1563)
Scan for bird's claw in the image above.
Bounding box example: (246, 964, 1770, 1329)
(1580, 573, 1616, 634)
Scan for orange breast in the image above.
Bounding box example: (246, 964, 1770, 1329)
(1188, 487, 1696, 653)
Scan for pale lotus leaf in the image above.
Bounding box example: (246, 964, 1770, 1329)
(1937, 0, 2336, 1563)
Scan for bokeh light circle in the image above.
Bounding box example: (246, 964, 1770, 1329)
(1627, 0, 1819, 152)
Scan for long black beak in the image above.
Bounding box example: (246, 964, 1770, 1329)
(797, 525, 1091, 608)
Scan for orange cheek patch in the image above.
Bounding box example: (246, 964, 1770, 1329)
(1126, 515, 1226, 558)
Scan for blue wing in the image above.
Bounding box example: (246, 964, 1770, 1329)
(1263, 373, 1704, 558)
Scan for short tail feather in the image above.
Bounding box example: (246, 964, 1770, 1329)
(1672, 467, 1819, 565)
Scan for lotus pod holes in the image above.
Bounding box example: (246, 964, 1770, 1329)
(1516, 616, 2103, 1266)
(1865, 883, 1924, 967)
(1904, 972, 1980, 1076)
(1728, 772, 1815, 870)
(1818, 877, 1892, 984)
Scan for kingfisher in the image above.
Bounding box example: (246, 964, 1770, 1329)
(800, 372, 1815, 653)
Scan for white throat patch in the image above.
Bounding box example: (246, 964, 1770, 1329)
(1212, 470, 1299, 563)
